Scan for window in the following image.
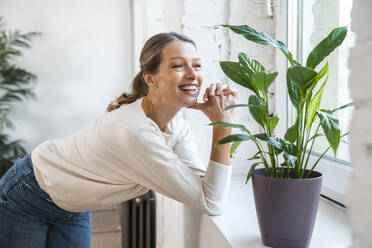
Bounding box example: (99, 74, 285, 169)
(281, 0, 354, 205)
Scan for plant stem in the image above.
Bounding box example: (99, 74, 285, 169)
(295, 103, 304, 177)
(299, 113, 312, 178)
(301, 123, 321, 178)
(299, 108, 308, 176)
(247, 129, 271, 177)
(305, 132, 348, 178)
(263, 92, 277, 177)
(305, 146, 331, 178)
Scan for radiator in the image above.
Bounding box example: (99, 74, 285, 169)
(121, 190, 156, 248)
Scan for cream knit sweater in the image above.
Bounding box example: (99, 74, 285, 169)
(32, 97, 231, 215)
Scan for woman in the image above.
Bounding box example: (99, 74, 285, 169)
(0, 32, 237, 247)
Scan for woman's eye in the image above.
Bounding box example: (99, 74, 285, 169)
(172, 64, 183, 68)
(193, 64, 201, 68)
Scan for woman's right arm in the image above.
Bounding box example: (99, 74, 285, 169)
(116, 126, 232, 216)
(190, 83, 237, 166)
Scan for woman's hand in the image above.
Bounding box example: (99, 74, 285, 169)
(190, 83, 238, 165)
(190, 83, 238, 123)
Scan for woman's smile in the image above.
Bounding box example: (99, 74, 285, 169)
(179, 83, 199, 95)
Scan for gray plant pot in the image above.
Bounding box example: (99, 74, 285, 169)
(252, 168, 323, 248)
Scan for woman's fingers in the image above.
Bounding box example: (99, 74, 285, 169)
(204, 83, 217, 102)
(208, 84, 216, 97)
(205, 83, 228, 97)
(203, 91, 209, 102)
(203, 83, 237, 103)
(215, 83, 222, 96)
(231, 90, 238, 97)
(189, 90, 236, 123)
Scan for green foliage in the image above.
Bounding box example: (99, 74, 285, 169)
(212, 24, 351, 181)
(0, 17, 40, 177)
(306, 27, 347, 69)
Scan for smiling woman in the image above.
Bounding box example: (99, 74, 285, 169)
(141, 40, 203, 122)
(0, 32, 237, 248)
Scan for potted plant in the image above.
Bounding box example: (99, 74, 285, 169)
(0, 17, 40, 177)
(211, 24, 351, 248)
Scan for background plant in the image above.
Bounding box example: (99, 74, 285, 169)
(211, 24, 351, 182)
(0, 17, 40, 177)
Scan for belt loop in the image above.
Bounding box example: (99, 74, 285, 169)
(24, 154, 33, 174)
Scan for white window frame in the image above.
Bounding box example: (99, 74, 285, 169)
(275, 0, 352, 206)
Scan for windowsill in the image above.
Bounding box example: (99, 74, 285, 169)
(201, 175, 352, 248)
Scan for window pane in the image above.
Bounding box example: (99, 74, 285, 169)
(289, 0, 355, 163)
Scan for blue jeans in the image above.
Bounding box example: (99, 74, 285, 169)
(0, 155, 91, 248)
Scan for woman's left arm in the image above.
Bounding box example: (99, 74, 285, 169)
(172, 119, 207, 177)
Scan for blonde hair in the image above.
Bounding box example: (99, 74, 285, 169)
(107, 32, 196, 112)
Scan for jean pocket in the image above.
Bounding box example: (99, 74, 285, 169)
(0, 165, 18, 206)
(0, 165, 17, 193)
(21, 177, 54, 203)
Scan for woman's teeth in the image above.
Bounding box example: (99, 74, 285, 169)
(180, 85, 197, 91)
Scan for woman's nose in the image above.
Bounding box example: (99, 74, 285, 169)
(185, 65, 197, 79)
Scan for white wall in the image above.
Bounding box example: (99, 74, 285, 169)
(348, 0, 372, 247)
(0, 0, 133, 150)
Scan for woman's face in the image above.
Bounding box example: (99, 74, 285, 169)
(147, 40, 203, 108)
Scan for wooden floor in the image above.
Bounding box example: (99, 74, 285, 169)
(91, 205, 123, 248)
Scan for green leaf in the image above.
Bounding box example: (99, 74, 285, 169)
(272, 137, 297, 156)
(303, 62, 328, 92)
(223, 104, 249, 111)
(268, 116, 279, 133)
(284, 120, 297, 143)
(287, 66, 317, 89)
(219, 61, 258, 94)
(283, 152, 297, 166)
(223, 103, 272, 112)
(248, 95, 267, 128)
(316, 110, 341, 156)
(247, 155, 261, 161)
(220, 24, 296, 66)
(254, 133, 282, 149)
(251, 71, 278, 95)
(309, 133, 324, 142)
(302, 63, 328, 103)
(282, 142, 297, 156)
(330, 102, 353, 113)
(209, 120, 249, 133)
(246, 150, 267, 161)
(238, 52, 265, 74)
(216, 134, 251, 146)
(245, 162, 262, 184)
(287, 78, 300, 111)
(272, 137, 284, 155)
(306, 82, 326, 131)
(230, 141, 242, 156)
(306, 26, 347, 69)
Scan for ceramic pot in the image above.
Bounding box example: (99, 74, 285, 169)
(252, 168, 323, 248)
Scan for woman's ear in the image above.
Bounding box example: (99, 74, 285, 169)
(143, 72, 156, 87)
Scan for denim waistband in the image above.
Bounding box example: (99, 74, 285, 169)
(22, 154, 34, 175)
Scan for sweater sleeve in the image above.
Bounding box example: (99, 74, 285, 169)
(120, 124, 232, 216)
(172, 120, 206, 177)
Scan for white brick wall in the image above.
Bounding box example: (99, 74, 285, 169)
(348, 0, 372, 247)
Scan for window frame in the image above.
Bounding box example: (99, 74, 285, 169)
(275, 0, 353, 206)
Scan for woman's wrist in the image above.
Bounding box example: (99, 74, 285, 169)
(210, 126, 232, 165)
(212, 125, 232, 137)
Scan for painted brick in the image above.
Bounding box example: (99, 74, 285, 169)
(348, 0, 372, 247)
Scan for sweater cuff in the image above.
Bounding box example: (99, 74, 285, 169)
(205, 160, 232, 192)
(201, 160, 232, 215)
